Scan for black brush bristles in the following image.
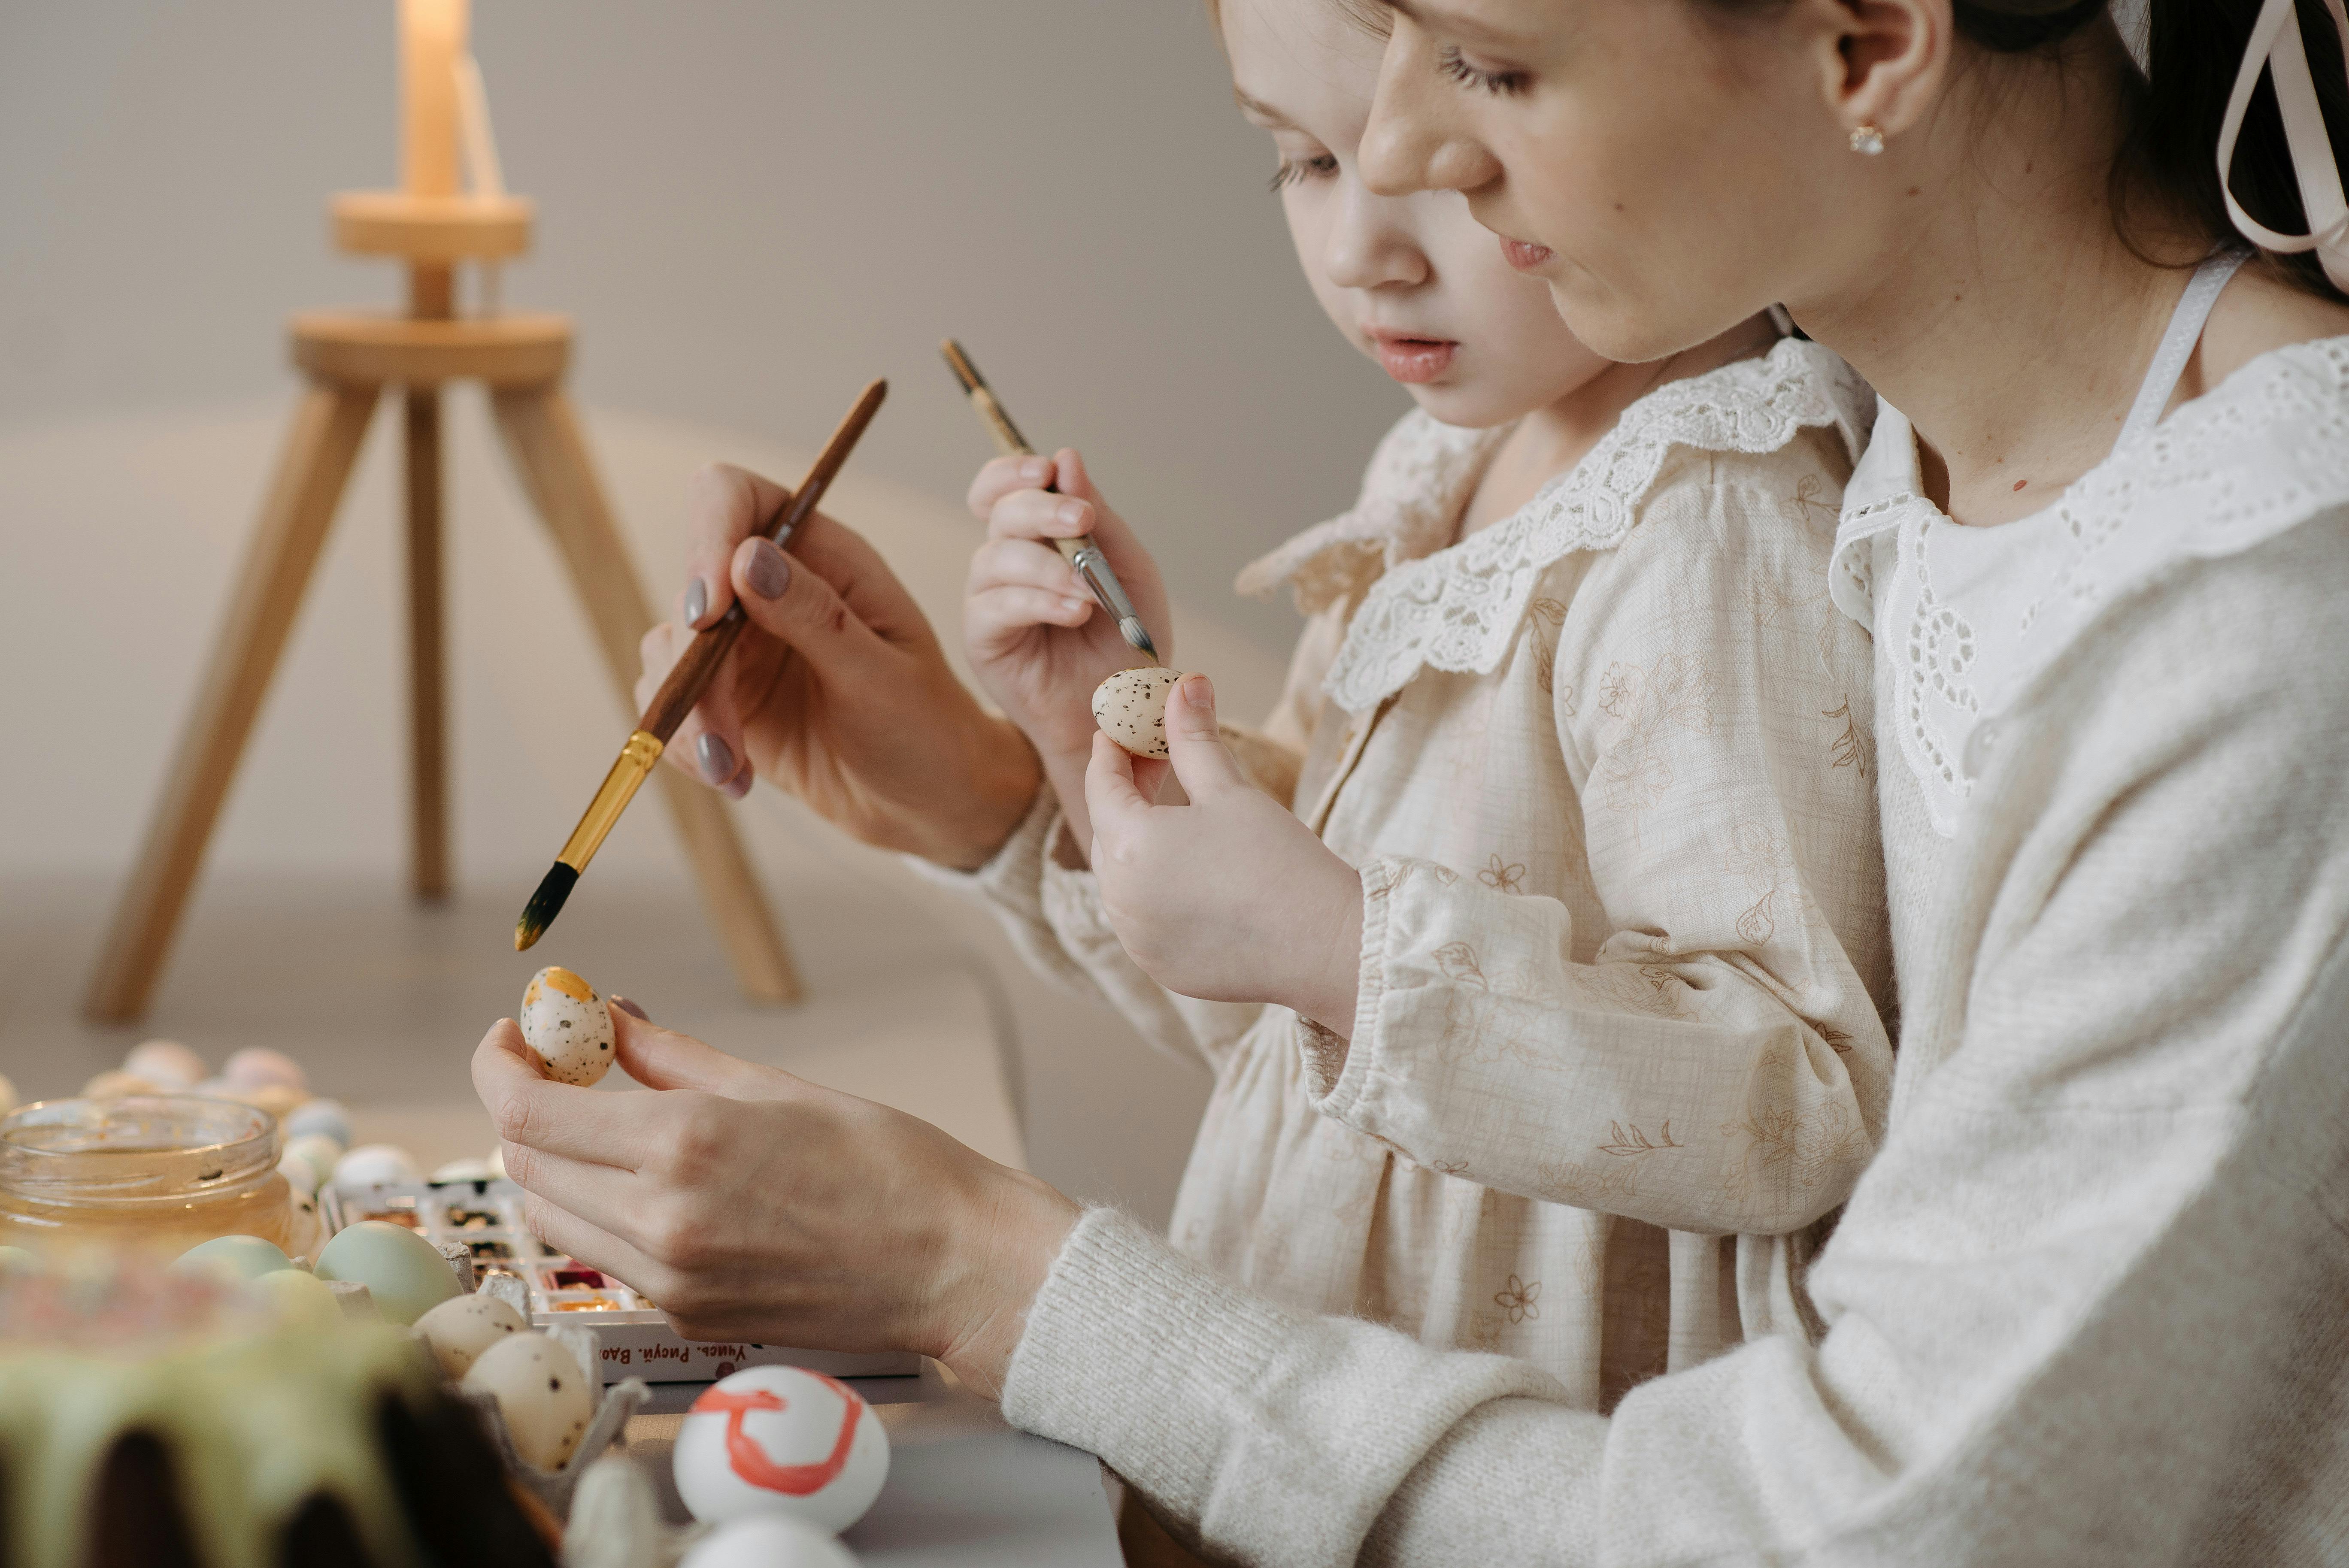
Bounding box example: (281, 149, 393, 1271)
(513, 861, 579, 951)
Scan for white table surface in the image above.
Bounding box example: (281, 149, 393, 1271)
(622, 1363, 1123, 1567)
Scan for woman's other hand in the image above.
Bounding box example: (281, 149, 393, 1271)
(472, 1008, 1079, 1398)
(1085, 674, 1365, 1032)
(637, 463, 1040, 870)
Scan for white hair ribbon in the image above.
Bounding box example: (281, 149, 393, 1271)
(2220, 0, 2349, 292)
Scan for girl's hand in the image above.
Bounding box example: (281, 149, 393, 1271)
(964, 448, 1171, 766)
(472, 1008, 1079, 1399)
(638, 463, 1040, 870)
(1085, 674, 1365, 1032)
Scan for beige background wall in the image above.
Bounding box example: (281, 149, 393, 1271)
(0, 1, 1411, 1222)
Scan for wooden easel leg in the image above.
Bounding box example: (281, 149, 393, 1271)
(404, 384, 450, 901)
(83, 381, 382, 1024)
(488, 385, 803, 1005)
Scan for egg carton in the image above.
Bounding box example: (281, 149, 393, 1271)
(327, 1179, 919, 1383)
(441, 1317, 652, 1520)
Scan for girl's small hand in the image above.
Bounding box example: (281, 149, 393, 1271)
(1085, 674, 1364, 1032)
(964, 448, 1171, 766)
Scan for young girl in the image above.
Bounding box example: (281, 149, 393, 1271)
(938, 0, 1891, 1409)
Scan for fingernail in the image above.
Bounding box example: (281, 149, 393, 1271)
(683, 576, 708, 626)
(698, 732, 736, 786)
(611, 995, 650, 1021)
(745, 538, 791, 600)
(722, 771, 753, 801)
(1024, 457, 1052, 483)
(1055, 500, 1088, 530)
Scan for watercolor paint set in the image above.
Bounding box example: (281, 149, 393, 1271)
(322, 1177, 920, 1383)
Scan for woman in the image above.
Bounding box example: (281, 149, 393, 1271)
(478, 1, 2349, 1561)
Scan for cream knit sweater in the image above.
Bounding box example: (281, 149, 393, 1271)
(996, 337, 2349, 1565)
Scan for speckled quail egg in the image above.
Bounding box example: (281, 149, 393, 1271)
(224, 1047, 308, 1093)
(1091, 666, 1183, 759)
(415, 1291, 530, 1378)
(124, 1039, 207, 1090)
(462, 1331, 595, 1470)
(520, 966, 616, 1088)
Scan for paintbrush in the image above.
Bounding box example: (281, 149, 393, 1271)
(514, 378, 889, 951)
(939, 339, 1160, 663)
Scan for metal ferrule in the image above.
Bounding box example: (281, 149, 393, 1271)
(1071, 543, 1143, 626)
(556, 730, 665, 871)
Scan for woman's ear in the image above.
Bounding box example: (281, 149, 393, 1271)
(1792, 0, 1952, 144)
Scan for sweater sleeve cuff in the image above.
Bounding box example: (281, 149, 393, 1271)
(1300, 855, 1400, 1115)
(898, 782, 1059, 914)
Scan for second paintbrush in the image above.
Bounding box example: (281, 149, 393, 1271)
(939, 339, 1160, 664)
(514, 378, 889, 951)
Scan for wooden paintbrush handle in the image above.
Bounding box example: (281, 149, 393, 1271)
(631, 378, 887, 745)
(640, 605, 748, 742)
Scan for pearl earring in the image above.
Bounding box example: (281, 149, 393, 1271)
(1850, 124, 1886, 156)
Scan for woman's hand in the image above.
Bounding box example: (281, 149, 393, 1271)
(638, 463, 1041, 870)
(1085, 674, 1366, 1033)
(472, 1008, 1079, 1399)
(964, 450, 1170, 853)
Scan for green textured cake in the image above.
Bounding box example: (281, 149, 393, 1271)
(0, 1260, 556, 1568)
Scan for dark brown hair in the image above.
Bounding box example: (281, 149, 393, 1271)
(1707, 0, 2349, 302)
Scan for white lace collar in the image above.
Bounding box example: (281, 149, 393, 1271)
(1234, 410, 1508, 616)
(1832, 334, 2349, 837)
(1315, 338, 1872, 715)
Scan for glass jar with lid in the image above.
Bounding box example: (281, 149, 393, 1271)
(0, 1096, 293, 1256)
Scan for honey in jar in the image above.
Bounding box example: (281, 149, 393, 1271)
(0, 1096, 293, 1256)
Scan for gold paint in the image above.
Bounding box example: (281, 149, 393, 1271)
(538, 966, 593, 1003)
(555, 730, 664, 872)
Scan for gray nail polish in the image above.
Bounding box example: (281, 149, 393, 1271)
(698, 732, 736, 786)
(745, 539, 791, 601)
(722, 772, 753, 800)
(611, 995, 650, 1021)
(683, 577, 707, 625)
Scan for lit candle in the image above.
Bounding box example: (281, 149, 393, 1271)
(400, 0, 466, 198)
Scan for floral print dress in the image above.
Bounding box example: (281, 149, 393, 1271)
(937, 339, 1893, 1410)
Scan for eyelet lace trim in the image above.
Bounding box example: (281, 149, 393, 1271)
(1320, 339, 1872, 714)
(1862, 336, 2349, 837)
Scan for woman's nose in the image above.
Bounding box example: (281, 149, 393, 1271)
(1361, 22, 1502, 197)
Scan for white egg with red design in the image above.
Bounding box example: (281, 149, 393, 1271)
(519, 966, 616, 1088)
(673, 1365, 890, 1533)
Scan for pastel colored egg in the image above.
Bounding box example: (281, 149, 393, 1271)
(415, 1291, 529, 1379)
(239, 1082, 309, 1120)
(283, 1098, 353, 1149)
(519, 966, 616, 1089)
(1091, 666, 1183, 759)
(191, 1077, 240, 1100)
(283, 1133, 346, 1190)
(484, 1145, 507, 1181)
(430, 1157, 494, 1185)
(313, 1220, 461, 1326)
(124, 1039, 207, 1089)
(173, 1234, 296, 1281)
(678, 1517, 861, 1568)
(81, 1070, 164, 1100)
(252, 1266, 342, 1329)
(223, 1047, 308, 1092)
(333, 1144, 421, 1188)
(674, 1365, 890, 1533)
(277, 1153, 321, 1198)
(462, 1332, 595, 1470)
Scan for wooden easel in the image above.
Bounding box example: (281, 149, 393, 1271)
(84, 0, 800, 1023)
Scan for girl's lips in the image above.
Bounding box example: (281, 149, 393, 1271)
(1372, 335, 1458, 384)
(1500, 236, 1555, 272)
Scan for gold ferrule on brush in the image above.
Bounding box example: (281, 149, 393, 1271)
(556, 730, 664, 871)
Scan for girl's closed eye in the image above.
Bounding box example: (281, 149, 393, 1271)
(1438, 45, 1528, 97)
(1269, 153, 1340, 194)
